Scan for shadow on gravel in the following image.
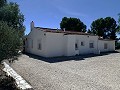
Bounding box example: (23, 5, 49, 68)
(24, 51, 120, 63)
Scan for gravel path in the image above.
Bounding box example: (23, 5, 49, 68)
(10, 52, 120, 90)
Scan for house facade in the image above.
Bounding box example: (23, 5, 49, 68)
(25, 21, 115, 57)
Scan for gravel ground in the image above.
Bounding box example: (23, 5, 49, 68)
(10, 52, 120, 90)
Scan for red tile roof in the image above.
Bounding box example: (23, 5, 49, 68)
(35, 27, 94, 35)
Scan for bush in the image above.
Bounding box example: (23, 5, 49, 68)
(0, 75, 19, 90)
(0, 64, 19, 90)
(0, 21, 21, 63)
(116, 42, 120, 49)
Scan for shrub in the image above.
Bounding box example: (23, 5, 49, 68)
(0, 21, 21, 63)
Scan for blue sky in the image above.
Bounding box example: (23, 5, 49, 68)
(8, 0, 120, 35)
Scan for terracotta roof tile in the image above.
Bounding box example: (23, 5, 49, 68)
(35, 27, 93, 35)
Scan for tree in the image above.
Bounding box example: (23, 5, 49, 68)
(0, 1, 25, 38)
(118, 13, 120, 33)
(104, 17, 117, 39)
(87, 29, 91, 34)
(118, 13, 120, 25)
(0, 0, 7, 8)
(91, 17, 117, 39)
(60, 17, 87, 32)
(91, 18, 105, 36)
(0, 21, 21, 63)
(0, 0, 25, 62)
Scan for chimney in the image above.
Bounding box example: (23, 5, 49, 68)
(31, 21, 34, 31)
(63, 28, 65, 32)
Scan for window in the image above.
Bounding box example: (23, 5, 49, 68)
(75, 43, 78, 50)
(31, 40, 33, 48)
(81, 41, 84, 46)
(26, 39, 28, 48)
(104, 43, 108, 49)
(75, 40, 79, 50)
(89, 43, 94, 48)
(38, 43, 41, 50)
(38, 40, 42, 50)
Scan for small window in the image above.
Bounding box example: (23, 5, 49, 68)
(38, 40, 42, 50)
(26, 39, 28, 48)
(81, 41, 84, 46)
(38, 43, 41, 50)
(31, 40, 33, 48)
(75, 43, 78, 50)
(89, 43, 94, 48)
(104, 43, 108, 49)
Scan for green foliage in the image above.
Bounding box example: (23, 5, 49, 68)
(116, 41, 120, 49)
(60, 17, 86, 32)
(87, 29, 92, 34)
(118, 13, 120, 25)
(0, 67, 19, 90)
(118, 13, 120, 33)
(0, 1, 25, 38)
(0, 76, 19, 90)
(91, 17, 117, 39)
(0, 0, 7, 8)
(0, 21, 21, 63)
(0, 0, 25, 62)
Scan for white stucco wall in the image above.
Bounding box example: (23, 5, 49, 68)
(25, 28, 47, 57)
(64, 35, 76, 56)
(76, 35, 98, 54)
(25, 22, 115, 57)
(109, 40, 115, 51)
(98, 40, 115, 52)
(44, 32, 64, 57)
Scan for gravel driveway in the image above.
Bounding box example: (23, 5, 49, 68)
(10, 52, 120, 90)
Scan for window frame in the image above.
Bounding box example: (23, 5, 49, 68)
(38, 40, 42, 50)
(26, 38, 28, 48)
(104, 43, 108, 49)
(75, 43, 78, 50)
(81, 41, 84, 46)
(89, 42, 94, 48)
(31, 39, 33, 48)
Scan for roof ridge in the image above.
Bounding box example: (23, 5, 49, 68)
(35, 27, 61, 30)
(34, 27, 95, 35)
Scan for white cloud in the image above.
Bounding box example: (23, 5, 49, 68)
(51, 0, 87, 17)
(55, 5, 88, 17)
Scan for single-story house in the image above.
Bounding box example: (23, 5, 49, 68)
(25, 21, 115, 57)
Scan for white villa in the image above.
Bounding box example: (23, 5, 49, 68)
(25, 21, 115, 57)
